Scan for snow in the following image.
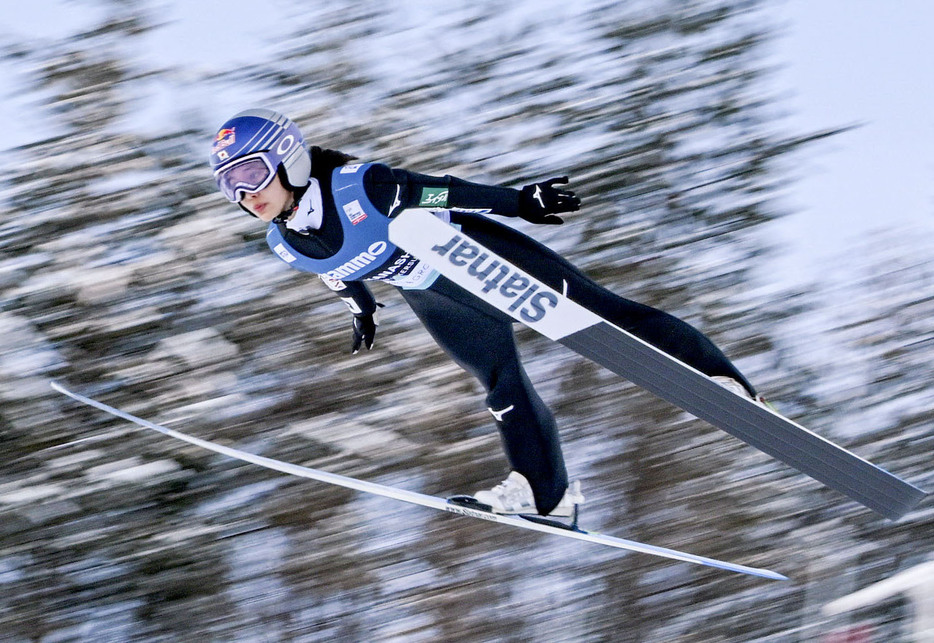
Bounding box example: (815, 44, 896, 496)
(86, 169, 166, 195)
(0, 483, 65, 504)
(194, 480, 283, 515)
(85, 456, 181, 483)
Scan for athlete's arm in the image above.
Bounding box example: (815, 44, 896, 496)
(361, 163, 579, 224)
(319, 275, 381, 353)
(318, 276, 377, 315)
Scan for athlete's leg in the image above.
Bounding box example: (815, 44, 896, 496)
(453, 213, 756, 395)
(399, 283, 568, 513)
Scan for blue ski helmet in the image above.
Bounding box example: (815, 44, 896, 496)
(211, 108, 311, 202)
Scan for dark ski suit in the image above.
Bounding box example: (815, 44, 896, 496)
(267, 148, 754, 514)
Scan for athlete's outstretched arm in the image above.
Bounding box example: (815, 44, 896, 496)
(362, 164, 580, 224)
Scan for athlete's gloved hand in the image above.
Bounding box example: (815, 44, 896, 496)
(518, 177, 581, 225)
(351, 304, 384, 354)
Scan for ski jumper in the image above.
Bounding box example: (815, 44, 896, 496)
(268, 151, 754, 514)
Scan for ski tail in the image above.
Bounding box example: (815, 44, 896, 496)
(559, 322, 930, 521)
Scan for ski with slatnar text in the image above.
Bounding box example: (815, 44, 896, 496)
(50, 381, 785, 580)
(388, 208, 930, 521)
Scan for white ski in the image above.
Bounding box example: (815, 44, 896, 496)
(388, 208, 929, 520)
(51, 381, 786, 581)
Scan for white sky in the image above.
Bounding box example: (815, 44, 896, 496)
(764, 1, 934, 280)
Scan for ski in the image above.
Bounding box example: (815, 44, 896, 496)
(51, 381, 786, 581)
(388, 209, 929, 521)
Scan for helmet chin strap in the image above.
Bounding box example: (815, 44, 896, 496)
(271, 167, 310, 224)
(280, 178, 323, 233)
(272, 201, 299, 224)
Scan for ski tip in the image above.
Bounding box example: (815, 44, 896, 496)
(758, 569, 790, 582)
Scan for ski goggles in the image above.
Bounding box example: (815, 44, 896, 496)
(214, 153, 276, 202)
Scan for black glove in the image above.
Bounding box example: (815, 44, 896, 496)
(518, 176, 581, 225)
(351, 304, 384, 354)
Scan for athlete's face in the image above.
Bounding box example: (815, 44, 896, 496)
(241, 174, 294, 222)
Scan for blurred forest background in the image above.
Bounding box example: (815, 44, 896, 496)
(1, 0, 932, 641)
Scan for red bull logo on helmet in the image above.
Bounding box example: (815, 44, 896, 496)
(212, 128, 236, 159)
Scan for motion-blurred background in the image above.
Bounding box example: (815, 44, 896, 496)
(1, 1, 932, 641)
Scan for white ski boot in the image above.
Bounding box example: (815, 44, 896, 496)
(473, 471, 584, 517)
(712, 376, 773, 409)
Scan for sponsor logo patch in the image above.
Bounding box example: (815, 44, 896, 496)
(319, 274, 347, 291)
(273, 243, 297, 263)
(342, 199, 368, 225)
(429, 234, 558, 324)
(323, 241, 389, 281)
(212, 127, 235, 154)
(419, 187, 449, 208)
